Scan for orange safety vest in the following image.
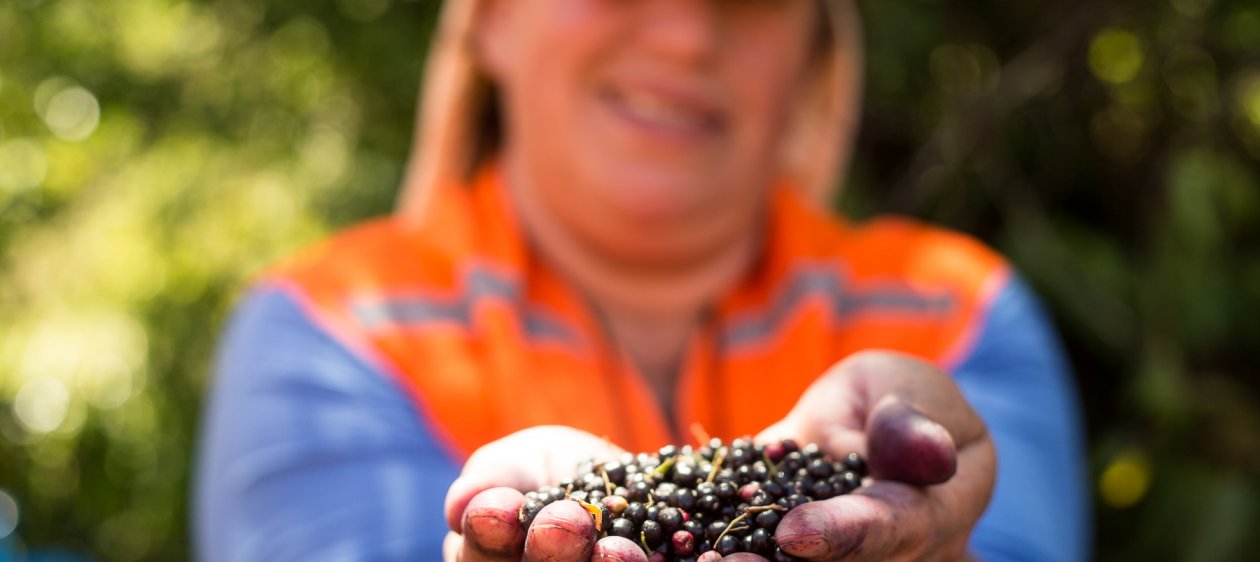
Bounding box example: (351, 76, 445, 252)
(272, 166, 1007, 461)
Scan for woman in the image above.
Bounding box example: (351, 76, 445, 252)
(196, 0, 1088, 560)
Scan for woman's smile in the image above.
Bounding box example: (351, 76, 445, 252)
(598, 80, 727, 144)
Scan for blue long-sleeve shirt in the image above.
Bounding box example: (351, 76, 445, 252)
(194, 273, 1088, 561)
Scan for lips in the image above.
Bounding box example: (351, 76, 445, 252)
(600, 82, 725, 139)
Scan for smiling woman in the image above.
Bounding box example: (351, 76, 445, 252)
(195, 1, 1087, 561)
(400, 0, 863, 220)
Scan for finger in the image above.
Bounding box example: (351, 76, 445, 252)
(444, 532, 462, 561)
(776, 434, 996, 562)
(865, 397, 956, 485)
(591, 536, 650, 562)
(756, 416, 865, 459)
(524, 500, 597, 562)
(447, 474, 535, 532)
(460, 487, 528, 561)
(767, 351, 985, 474)
(775, 482, 922, 561)
(841, 351, 986, 446)
(447, 426, 628, 531)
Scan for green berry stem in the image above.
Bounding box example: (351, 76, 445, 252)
(651, 455, 679, 481)
(600, 466, 614, 496)
(705, 447, 726, 484)
(714, 511, 751, 546)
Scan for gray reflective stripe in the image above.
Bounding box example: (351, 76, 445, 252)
(721, 266, 954, 348)
(349, 267, 581, 345)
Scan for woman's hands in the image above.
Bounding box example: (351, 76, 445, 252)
(444, 350, 995, 561)
(756, 351, 996, 561)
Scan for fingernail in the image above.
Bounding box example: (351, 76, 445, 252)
(777, 529, 832, 558)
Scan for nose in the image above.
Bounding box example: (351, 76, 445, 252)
(639, 0, 720, 66)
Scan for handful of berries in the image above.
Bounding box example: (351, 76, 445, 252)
(518, 438, 867, 561)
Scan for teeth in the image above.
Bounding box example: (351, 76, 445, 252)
(616, 90, 710, 131)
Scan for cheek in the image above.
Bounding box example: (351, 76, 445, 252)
(500, 0, 624, 173)
(723, 18, 814, 151)
(502, 0, 619, 101)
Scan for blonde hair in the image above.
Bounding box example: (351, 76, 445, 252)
(396, 0, 864, 219)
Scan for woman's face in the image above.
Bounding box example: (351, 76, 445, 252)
(477, 0, 823, 266)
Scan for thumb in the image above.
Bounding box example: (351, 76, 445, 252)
(864, 396, 957, 486)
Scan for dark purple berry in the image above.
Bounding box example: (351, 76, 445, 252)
(674, 488, 697, 511)
(625, 502, 647, 525)
(519, 499, 544, 528)
(705, 520, 727, 541)
(672, 530, 695, 556)
(761, 480, 785, 498)
(842, 471, 861, 492)
(674, 463, 700, 486)
(765, 442, 787, 462)
(697, 493, 721, 513)
(781, 452, 804, 472)
(810, 479, 834, 500)
(751, 528, 774, 554)
(754, 509, 780, 529)
(642, 520, 664, 548)
(610, 517, 636, 539)
(682, 518, 704, 536)
(807, 458, 833, 479)
(603, 461, 626, 485)
(785, 494, 810, 509)
(750, 462, 769, 480)
(750, 490, 773, 507)
(716, 534, 741, 555)
(843, 451, 867, 475)
(738, 483, 760, 502)
(628, 481, 650, 502)
(658, 507, 683, 532)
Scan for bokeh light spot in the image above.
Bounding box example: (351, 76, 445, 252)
(115, 0, 189, 78)
(33, 75, 76, 117)
(0, 138, 49, 194)
(300, 126, 350, 179)
(1238, 74, 1260, 129)
(1089, 28, 1144, 85)
(14, 377, 71, 435)
(43, 86, 100, 141)
(930, 44, 983, 97)
(1100, 449, 1153, 509)
(0, 489, 18, 540)
(1170, 0, 1213, 17)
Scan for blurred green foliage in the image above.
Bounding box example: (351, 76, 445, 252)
(0, 0, 1257, 560)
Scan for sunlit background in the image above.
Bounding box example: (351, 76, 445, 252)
(1, 0, 1258, 560)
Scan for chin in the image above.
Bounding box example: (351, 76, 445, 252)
(586, 186, 740, 269)
(592, 168, 712, 225)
